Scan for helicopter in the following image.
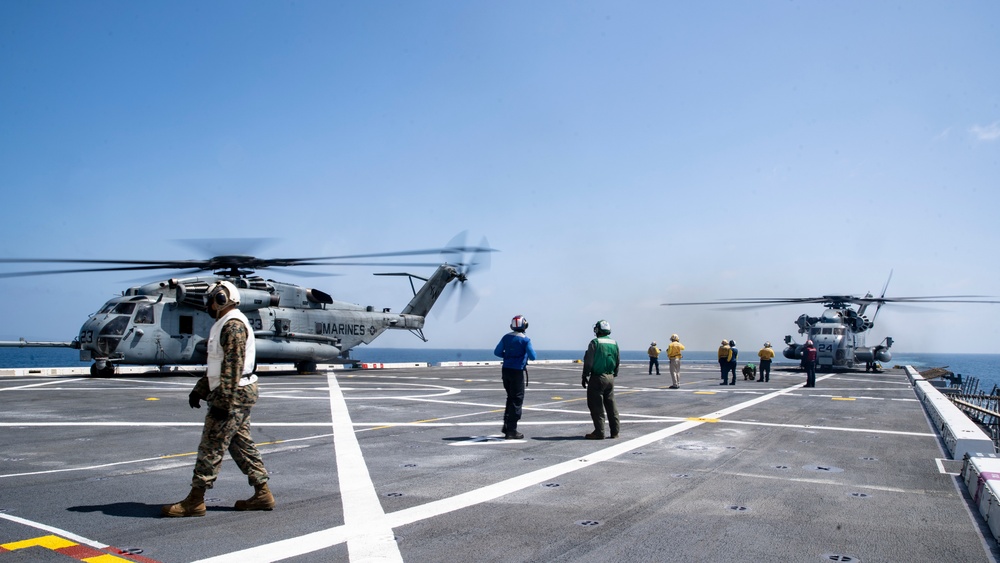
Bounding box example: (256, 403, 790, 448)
(662, 276, 1000, 371)
(0, 234, 494, 376)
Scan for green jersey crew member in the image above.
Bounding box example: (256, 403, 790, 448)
(582, 320, 620, 440)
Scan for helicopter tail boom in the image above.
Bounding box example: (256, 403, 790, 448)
(400, 264, 462, 318)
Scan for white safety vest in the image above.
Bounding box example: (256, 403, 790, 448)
(206, 308, 257, 391)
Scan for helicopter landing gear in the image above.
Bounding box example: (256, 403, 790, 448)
(295, 360, 317, 374)
(90, 360, 116, 378)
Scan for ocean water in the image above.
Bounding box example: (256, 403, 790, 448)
(2, 347, 998, 391)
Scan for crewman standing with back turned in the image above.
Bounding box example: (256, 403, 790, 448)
(494, 315, 536, 440)
(582, 320, 620, 440)
(162, 280, 274, 517)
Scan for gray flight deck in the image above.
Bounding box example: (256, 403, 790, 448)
(1, 361, 998, 562)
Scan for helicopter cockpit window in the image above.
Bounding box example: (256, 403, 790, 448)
(834, 328, 844, 335)
(822, 328, 833, 334)
(99, 303, 116, 314)
(134, 303, 154, 324)
(112, 303, 136, 316)
(100, 315, 130, 336)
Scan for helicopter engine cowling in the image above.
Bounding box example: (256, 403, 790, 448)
(236, 288, 279, 312)
(175, 282, 277, 312)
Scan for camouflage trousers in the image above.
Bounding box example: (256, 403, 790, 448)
(191, 406, 268, 489)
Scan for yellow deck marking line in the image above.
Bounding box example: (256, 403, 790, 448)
(0, 514, 109, 549)
(2, 534, 78, 550)
(688, 417, 719, 423)
(832, 397, 856, 401)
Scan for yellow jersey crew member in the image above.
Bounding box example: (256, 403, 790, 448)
(666, 334, 685, 388)
(162, 280, 274, 517)
(647, 341, 661, 375)
(757, 342, 775, 382)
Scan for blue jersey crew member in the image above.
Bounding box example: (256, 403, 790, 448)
(494, 315, 536, 440)
(162, 280, 274, 517)
(582, 320, 620, 440)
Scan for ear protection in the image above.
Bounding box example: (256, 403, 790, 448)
(208, 280, 240, 310)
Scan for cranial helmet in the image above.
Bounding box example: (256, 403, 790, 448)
(729, 340, 735, 346)
(805, 340, 814, 346)
(208, 280, 241, 310)
(671, 334, 679, 342)
(510, 315, 529, 332)
(651, 341, 657, 346)
(594, 320, 611, 336)
(764, 341, 771, 347)
(721, 339, 729, 346)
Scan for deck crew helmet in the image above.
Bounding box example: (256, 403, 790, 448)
(805, 340, 814, 346)
(208, 280, 241, 312)
(764, 341, 771, 347)
(594, 320, 611, 336)
(510, 315, 529, 332)
(671, 334, 679, 342)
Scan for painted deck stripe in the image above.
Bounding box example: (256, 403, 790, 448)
(193, 379, 809, 562)
(326, 372, 403, 562)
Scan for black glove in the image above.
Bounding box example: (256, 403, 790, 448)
(208, 405, 230, 421)
(188, 390, 202, 409)
(581, 377, 588, 389)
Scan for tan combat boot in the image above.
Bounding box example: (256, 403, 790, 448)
(234, 482, 275, 511)
(161, 486, 207, 517)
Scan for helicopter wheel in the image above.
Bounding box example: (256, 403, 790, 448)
(90, 362, 116, 378)
(295, 360, 317, 374)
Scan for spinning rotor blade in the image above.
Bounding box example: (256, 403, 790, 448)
(0, 234, 499, 279)
(435, 233, 492, 321)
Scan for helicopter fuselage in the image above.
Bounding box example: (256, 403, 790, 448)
(782, 308, 892, 370)
(76, 267, 454, 376)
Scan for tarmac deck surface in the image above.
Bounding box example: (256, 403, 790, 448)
(1, 362, 997, 562)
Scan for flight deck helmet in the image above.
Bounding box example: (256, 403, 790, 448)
(510, 315, 529, 332)
(594, 320, 611, 336)
(671, 334, 679, 342)
(207, 280, 241, 312)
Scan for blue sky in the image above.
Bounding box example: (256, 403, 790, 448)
(1, 1, 998, 354)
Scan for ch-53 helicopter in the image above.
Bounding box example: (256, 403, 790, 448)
(0, 234, 494, 376)
(663, 276, 999, 371)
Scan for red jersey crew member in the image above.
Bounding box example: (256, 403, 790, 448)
(162, 280, 274, 517)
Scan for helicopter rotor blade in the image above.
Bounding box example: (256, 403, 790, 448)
(0, 264, 201, 279)
(0, 232, 499, 279)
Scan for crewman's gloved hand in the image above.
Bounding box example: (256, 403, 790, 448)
(208, 405, 230, 421)
(581, 377, 588, 389)
(188, 390, 202, 409)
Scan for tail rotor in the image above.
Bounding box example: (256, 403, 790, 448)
(439, 231, 492, 320)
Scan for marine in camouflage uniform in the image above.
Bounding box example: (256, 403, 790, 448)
(162, 281, 274, 517)
(188, 320, 269, 489)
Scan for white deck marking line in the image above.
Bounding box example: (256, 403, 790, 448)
(0, 378, 85, 391)
(326, 372, 404, 562)
(194, 378, 811, 562)
(0, 512, 109, 548)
